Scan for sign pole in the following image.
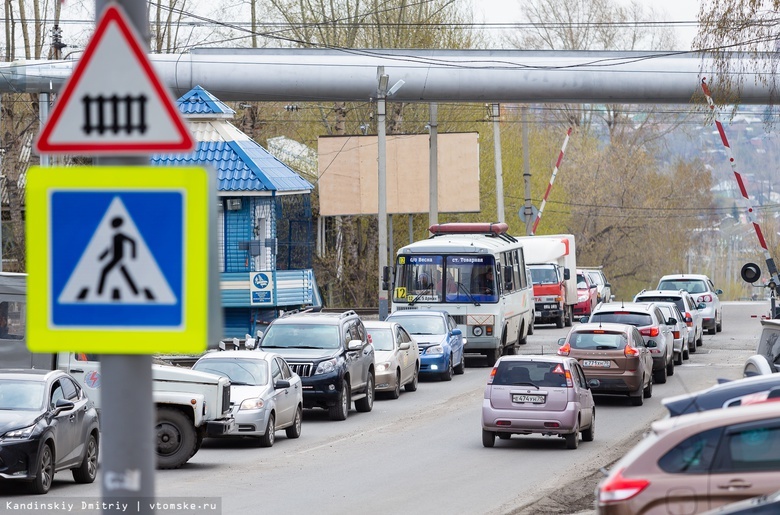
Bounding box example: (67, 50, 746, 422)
(94, 0, 155, 512)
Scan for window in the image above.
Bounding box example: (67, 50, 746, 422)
(493, 361, 565, 387)
(60, 377, 79, 400)
(270, 359, 282, 383)
(590, 312, 653, 327)
(279, 359, 292, 379)
(723, 423, 780, 471)
(658, 428, 721, 474)
(50, 381, 66, 408)
(632, 329, 646, 347)
(570, 331, 626, 350)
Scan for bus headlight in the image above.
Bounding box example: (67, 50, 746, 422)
(473, 326, 483, 337)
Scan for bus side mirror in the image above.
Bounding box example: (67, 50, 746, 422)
(382, 266, 392, 291)
(563, 269, 571, 280)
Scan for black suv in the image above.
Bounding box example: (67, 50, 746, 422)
(258, 310, 375, 421)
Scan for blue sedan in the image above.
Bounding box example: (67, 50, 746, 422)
(385, 310, 465, 381)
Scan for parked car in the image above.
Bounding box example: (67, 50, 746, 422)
(586, 302, 675, 384)
(257, 310, 375, 421)
(663, 373, 780, 417)
(191, 350, 302, 446)
(582, 267, 612, 304)
(557, 323, 653, 406)
(385, 310, 465, 381)
(657, 273, 723, 334)
(743, 319, 780, 377)
(364, 321, 420, 398)
(481, 355, 596, 449)
(596, 403, 780, 514)
(634, 289, 704, 353)
(0, 369, 100, 494)
(654, 302, 687, 365)
(573, 270, 599, 317)
(701, 489, 780, 514)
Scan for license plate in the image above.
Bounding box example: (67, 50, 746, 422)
(583, 360, 611, 368)
(543, 304, 556, 309)
(512, 394, 545, 404)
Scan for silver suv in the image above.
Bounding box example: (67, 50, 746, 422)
(633, 289, 704, 355)
(584, 302, 675, 384)
(657, 274, 723, 334)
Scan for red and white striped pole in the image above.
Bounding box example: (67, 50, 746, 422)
(531, 126, 573, 235)
(700, 78, 780, 292)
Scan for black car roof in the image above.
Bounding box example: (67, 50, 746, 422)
(663, 374, 780, 417)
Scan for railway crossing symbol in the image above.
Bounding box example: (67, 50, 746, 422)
(26, 166, 213, 354)
(35, 5, 194, 154)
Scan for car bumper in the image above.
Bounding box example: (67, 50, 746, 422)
(419, 354, 450, 375)
(698, 305, 717, 328)
(205, 416, 236, 437)
(300, 371, 344, 408)
(573, 300, 593, 316)
(586, 373, 642, 394)
(213, 408, 269, 437)
(375, 369, 399, 391)
(461, 336, 498, 351)
(481, 400, 579, 435)
(0, 438, 40, 481)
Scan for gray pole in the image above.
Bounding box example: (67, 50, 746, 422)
(39, 93, 50, 167)
(409, 215, 414, 244)
(522, 106, 533, 236)
(491, 103, 505, 223)
(429, 103, 438, 227)
(94, 1, 156, 512)
(377, 67, 389, 320)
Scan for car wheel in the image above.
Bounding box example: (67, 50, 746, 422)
(683, 347, 689, 361)
(674, 351, 683, 366)
(667, 355, 675, 375)
(389, 371, 401, 399)
(556, 312, 564, 329)
(696, 329, 703, 347)
(654, 361, 668, 384)
(72, 433, 99, 484)
(156, 407, 198, 469)
(486, 347, 499, 366)
(355, 373, 374, 412)
(258, 413, 275, 447)
(454, 353, 465, 375)
(643, 376, 653, 399)
(581, 411, 595, 442)
(30, 443, 53, 494)
(716, 314, 722, 332)
(285, 405, 302, 439)
(405, 364, 419, 392)
(564, 428, 579, 450)
(708, 325, 716, 335)
(328, 379, 350, 421)
(527, 318, 534, 335)
(482, 429, 495, 448)
(564, 306, 573, 327)
(441, 356, 454, 381)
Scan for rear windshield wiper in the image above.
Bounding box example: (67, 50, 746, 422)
(511, 381, 539, 389)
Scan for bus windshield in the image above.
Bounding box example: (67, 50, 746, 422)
(393, 254, 498, 304)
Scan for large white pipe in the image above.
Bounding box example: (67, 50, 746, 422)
(1, 49, 776, 104)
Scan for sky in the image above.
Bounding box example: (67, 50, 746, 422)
(477, 0, 702, 50)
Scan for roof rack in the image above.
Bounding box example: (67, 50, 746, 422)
(339, 310, 358, 319)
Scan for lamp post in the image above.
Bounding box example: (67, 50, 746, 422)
(377, 68, 389, 320)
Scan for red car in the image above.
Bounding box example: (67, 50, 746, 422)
(573, 270, 598, 317)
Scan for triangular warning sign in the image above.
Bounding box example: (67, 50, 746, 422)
(58, 197, 176, 305)
(552, 364, 564, 374)
(36, 5, 194, 154)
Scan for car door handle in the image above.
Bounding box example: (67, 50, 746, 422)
(70, 368, 84, 373)
(69, 414, 77, 421)
(717, 480, 753, 490)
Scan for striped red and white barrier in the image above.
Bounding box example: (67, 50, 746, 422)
(531, 126, 573, 235)
(700, 77, 779, 285)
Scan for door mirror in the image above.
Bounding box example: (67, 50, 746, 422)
(587, 378, 600, 389)
(604, 282, 611, 288)
(399, 342, 411, 351)
(451, 328, 462, 336)
(382, 266, 393, 291)
(715, 289, 723, 295)
(53, 398, 75, 413)
(557, 337, 567, 346)
(667, 318, 677, 326)
(563, 268, 571, 281)
(698, 303, 706, 310)
(347, 339, 363, 351)
(274, 380, 291, 389)
(580, 316, 589, 323)
(646, 340, 657, 348)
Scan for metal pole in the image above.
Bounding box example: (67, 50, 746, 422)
(39, 93, 50, 167)
(491, 103, 505, 223)
(388, 214, 393, 267)
(429, 103, 438, 227)
(377, 67, 389, 320)
(409, 215, 414, 244)
(94, 0, 156, 512)
(522, 106, 533, 236)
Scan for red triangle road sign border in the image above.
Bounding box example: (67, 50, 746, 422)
(35, 5, 194, 154)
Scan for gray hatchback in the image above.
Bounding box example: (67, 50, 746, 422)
(481, 355, 596, 450)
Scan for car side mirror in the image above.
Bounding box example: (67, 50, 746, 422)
(646, 340, 657, 348)
(667, 318, 677, 325)
(274, 379, 291, 389)
(715, 289, 723, 295)
(604, 283, 611, 288)
(53, 398, 75, 413)
(698, 303, 706, 310)
(399, 342, 411, 351)
(451, 328, 462, 336)
(557, 337, 566, 346)
(587, 378, 600, 389)
(685, 316, 692, 323)
(382, 266, 393, 291)
(563, 269, 571, 280)
(580, 316, 589, 323)
(347, 339, 363, 351)
(590, 284, 597, 289)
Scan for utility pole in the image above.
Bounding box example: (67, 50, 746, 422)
(491, 103, 505, 223)
(377, 67, 389, 320)
(522, 106, 533, 236)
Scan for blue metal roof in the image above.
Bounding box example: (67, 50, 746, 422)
(152, 86, 313, 194)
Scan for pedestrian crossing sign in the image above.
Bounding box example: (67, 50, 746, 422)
(26, 166, 218, 354)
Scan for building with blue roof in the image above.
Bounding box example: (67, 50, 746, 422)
(152, 86, 321, 338)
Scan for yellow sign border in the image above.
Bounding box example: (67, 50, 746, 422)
(26, 166, 210, 354)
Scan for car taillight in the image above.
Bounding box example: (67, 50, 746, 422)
(564, 370, 573, 387)
(684, 312, 693, 327)
(672, 330, 680, 339)
(698, 294, 713, 303)
(639, 327, 659, 337)
(557, 342, 571, 356)
(488, 367, 497, 384)
(599, 468, 650, 503)
(624, 345, 639, 357)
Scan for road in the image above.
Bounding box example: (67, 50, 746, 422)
(2, 302, 768, 515)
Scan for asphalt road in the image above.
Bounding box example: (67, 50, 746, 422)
(2, 302, 767, 515)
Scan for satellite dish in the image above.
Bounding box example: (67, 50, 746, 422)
(741, 263, 761, 283)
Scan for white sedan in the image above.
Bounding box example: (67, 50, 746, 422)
(364, 321, 420, 399)
(192, 350, 302, 447)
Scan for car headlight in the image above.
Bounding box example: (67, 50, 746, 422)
(578, 294, 588, 302)
(376, 362, 391, 373)
(239, 398, 265, 410)
(3, 424, 36, 439)
(426, 345, 444, 355)
(315, 358, 338, 375)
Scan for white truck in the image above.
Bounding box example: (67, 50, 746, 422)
(0, 272, 234, 469)
(517, 235, 578, 328)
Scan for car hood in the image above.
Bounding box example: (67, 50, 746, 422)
(413, 335, 447, 347)
(0, 410, 41, 434)
(262, 347, 341, 361)
(230, 384, 269, 403)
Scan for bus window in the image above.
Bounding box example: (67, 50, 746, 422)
(394, 255, 445, 303)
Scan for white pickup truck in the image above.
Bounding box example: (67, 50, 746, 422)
(0, 272, 234, 469)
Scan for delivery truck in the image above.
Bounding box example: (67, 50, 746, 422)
(517, 235, 577, 328)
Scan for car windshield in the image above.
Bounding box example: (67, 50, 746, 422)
(589, 312, 653, 327)
(260, 323, 341, 349)
(570, 331, 627, 350)
(387, 315, 446, 335)
(638, 296, 685, 312)
(0, 380, 44, 410)
(576, 274, 588, 289)
(658, 279, 709, 294)
(530, 266, 558, 285)
(192, 358, 269, 386)
(367, 328, 394, 351)
(587, 272, 604, 286)
(493, 361, 569, 387)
